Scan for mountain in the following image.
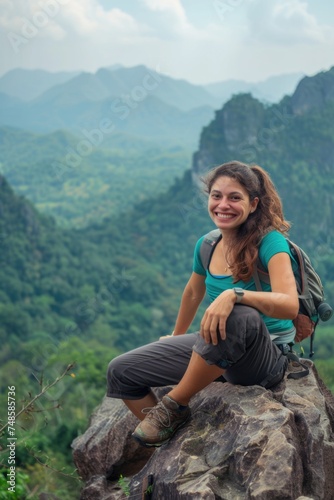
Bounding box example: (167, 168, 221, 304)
(0, 66, 306, 149)
(205, 72, 305, 105)
(2, 65, 334, 237)
(0, 66, 304, 109)
(251, 72, 306, 101)
(0, 68, 80, 101)
(0, 95, 213, 148)
(193, 66, 334, 262)
(0, 66, 216, 148)
(34, 65, 219, 111)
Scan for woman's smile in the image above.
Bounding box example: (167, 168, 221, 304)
(208, 176, 258, 232)
(214, 212, 236, 219)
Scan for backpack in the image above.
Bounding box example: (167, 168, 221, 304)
(200, 229, 333, 357)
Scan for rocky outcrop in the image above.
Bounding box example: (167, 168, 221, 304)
(290, 67, 334, 116)
(192, 93, 266, 177)
(72, 361, 334, 499)
(191, 66, 334, 182)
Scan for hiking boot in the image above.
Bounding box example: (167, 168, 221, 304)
(132, 395, 190, 447)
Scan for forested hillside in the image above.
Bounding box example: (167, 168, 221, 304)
(0, 166, 215, 497)
(0, 126, 192, 227)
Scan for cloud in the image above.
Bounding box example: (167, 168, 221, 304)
(247, 0, 326, 44)
(0, 0, 145, 41)
(0, 0, 333, 84)
(142, 0, 186, 16)
(140, 0, 204, 39)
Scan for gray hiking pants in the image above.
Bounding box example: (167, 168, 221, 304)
(106, 305, 288, 400)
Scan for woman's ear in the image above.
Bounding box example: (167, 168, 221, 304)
(250, 197, 259, 213)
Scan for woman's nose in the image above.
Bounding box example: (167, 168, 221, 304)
(217, 197, 230, 209)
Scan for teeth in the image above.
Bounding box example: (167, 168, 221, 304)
(216, 213, 234, 219)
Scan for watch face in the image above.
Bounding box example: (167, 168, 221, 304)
(234, 288, 244, 302)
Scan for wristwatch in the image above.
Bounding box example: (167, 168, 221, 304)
(233, 287, 244, 303)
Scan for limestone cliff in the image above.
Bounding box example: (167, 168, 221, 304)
(72, 360, 334, 499)
(290, 67, 334, 116)
(192, 66, 334, 180)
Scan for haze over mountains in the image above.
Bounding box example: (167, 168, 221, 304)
(0, 65, 303, 148)
(0, 66, 334, 227)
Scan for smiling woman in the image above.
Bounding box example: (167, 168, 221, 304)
(208, 179, 258, 231)
(107, 160, 300, 448)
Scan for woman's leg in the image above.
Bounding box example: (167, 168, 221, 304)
(132, 354, 225, 447)
(168, 352, 225, 406)
(192, 305, 287, 388)
(169, 305, 286, 406)
(133, 306, 287, 447)
(123, 392, 158, 421)
(124, 351, 225, 420)
(106, 333, 198, 418)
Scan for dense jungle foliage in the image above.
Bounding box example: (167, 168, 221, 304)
(0, 126, 192, 227)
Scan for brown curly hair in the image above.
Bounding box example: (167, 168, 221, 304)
(202, 160, 290, 282)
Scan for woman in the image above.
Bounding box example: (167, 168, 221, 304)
(107, 161, 299, 447)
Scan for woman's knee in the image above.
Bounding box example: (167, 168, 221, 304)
(193, 306, 266, 368)
(106, 354, 127, 393)
(226, 305, 262, 333)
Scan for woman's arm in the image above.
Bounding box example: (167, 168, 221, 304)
(200, 252, 299, 344)
(238, 252, 299, 319)
(172, 272, 206, 335)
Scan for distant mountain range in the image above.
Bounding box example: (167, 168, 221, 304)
(0, 68, 80, 101)
(0, 65, 305, 148)
(0, 65, 304, 106)
(204, 72, 305, 105)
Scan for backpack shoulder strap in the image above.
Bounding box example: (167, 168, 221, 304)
(253, 251, 269, 291)
(199, 229, 221, 271)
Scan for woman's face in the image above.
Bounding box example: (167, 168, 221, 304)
(208, 176, 259, 232)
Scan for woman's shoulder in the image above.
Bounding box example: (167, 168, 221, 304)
(260, 229, 288, 247)
(259, 230, 291, 267)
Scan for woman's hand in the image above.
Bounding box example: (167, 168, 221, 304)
(200, 289, 236, 345)
(159, 334, 174, 340)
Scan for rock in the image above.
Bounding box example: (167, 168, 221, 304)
(72, 362, 334, 499)
(290, 67, 334, 115)
(72, 395, 156, 482)
(192, 94, 266, 179)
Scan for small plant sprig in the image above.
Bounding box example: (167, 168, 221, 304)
(118, 474, 130, 497)
(0, 363, 76, 435)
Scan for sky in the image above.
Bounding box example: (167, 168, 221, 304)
(0, 0, 334, 84)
